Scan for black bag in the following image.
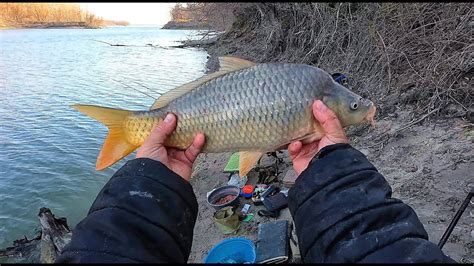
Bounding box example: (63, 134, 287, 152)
(262, 192, 288, 212)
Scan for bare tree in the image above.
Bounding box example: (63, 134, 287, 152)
(168, 3, 239, 31)
(31, 4, 49, 22)
(0, 3, 105, 26)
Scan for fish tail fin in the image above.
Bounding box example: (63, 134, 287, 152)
(72, 104, 139, 170)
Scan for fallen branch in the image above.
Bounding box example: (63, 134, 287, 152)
(170, 35, 219, 48)
(92, 40, 170, 49)
(366, 108, 441, 149)
(366, 136, 391, 149)
(92, 39, 130, 46)
(394, 107, 440, 134)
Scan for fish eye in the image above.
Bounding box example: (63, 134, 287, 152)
(350, 101, 359, 110)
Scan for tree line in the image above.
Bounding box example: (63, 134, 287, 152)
(0, 3, 127, 28)
(169, 3, 239, 31)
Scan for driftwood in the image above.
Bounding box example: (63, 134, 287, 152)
(171, 36, 219, 48)
(92, 30, 220, 49)
(93, 39, 129, 46)
(0, 235, 40, 259)
(38, 208, 72, 263)
(0, 208, 72, 263)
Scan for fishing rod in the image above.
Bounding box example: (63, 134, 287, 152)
(437, 186, 473, 249)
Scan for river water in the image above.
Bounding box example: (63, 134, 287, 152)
(0, 26, 208, 259)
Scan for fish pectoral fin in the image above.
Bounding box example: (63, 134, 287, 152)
(150, 56, 256, 110)
(71, 104, 138, 170)
(239, 151, 264, 177)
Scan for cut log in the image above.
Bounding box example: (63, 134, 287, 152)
(0, 207, 72, 263)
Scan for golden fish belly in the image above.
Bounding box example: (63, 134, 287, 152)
(125, 63, 334, 152)
(172, 103, 316, 153)
(124, 104, 317, 153)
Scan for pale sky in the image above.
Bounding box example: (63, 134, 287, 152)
(78, 3, 178, 25)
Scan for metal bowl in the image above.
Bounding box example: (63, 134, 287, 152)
(207, 185, 241, 210)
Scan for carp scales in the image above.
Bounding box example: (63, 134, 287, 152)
(73, 57, 376, 176)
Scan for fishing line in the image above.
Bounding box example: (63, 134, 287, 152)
(111, 79, 158, 100)
(130, 81, 167, 96)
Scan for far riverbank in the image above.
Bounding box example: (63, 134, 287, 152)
(0, 20, 130, 30)
(0, 22, 100, 30)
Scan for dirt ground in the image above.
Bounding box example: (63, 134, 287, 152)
(187, 106, 473, 263)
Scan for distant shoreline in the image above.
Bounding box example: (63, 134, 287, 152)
(0, 21, 209, 30)
(0, 22, 101, 30)
(0, 21, 132, 30)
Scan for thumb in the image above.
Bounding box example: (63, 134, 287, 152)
(313, 100, 345, 138)
(146, 113, 177, 145)
(288, 141, 302, 159)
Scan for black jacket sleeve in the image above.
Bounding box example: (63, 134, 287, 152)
(55, 158, 198, 263)
(288, 143, 456, 263)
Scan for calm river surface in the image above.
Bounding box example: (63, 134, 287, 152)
(0, 26, 208, 259)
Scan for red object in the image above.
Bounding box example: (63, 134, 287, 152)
(242, 185, 254, 194)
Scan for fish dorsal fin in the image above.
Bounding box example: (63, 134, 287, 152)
(218, 56, 256, 72)
(150, 56, 256, 110)
(239, 151, 264, 177)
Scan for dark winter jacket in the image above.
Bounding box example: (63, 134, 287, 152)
(56, 144, 455, 263)
(287, 143, 455, 263)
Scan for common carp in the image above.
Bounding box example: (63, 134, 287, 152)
(73, 57, 376, 176)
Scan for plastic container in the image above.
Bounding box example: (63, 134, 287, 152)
(207, 185, 241, 210)
(204, 237, 256, 264)
(241, 185, 254, 199)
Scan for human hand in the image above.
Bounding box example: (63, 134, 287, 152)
(136, 113, 206, 182)
(288, 100, 349, 176)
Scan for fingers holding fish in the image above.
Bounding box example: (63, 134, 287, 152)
(288, 140, 320, 176)
(148, 113, 177, 146)
(312, 100, 348, 145)
(184, 133, 206, 163)
(136, 113, 176, 159)
(288, 141, 303, 159)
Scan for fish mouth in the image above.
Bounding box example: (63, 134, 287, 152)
(364, 104, 377, 127)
